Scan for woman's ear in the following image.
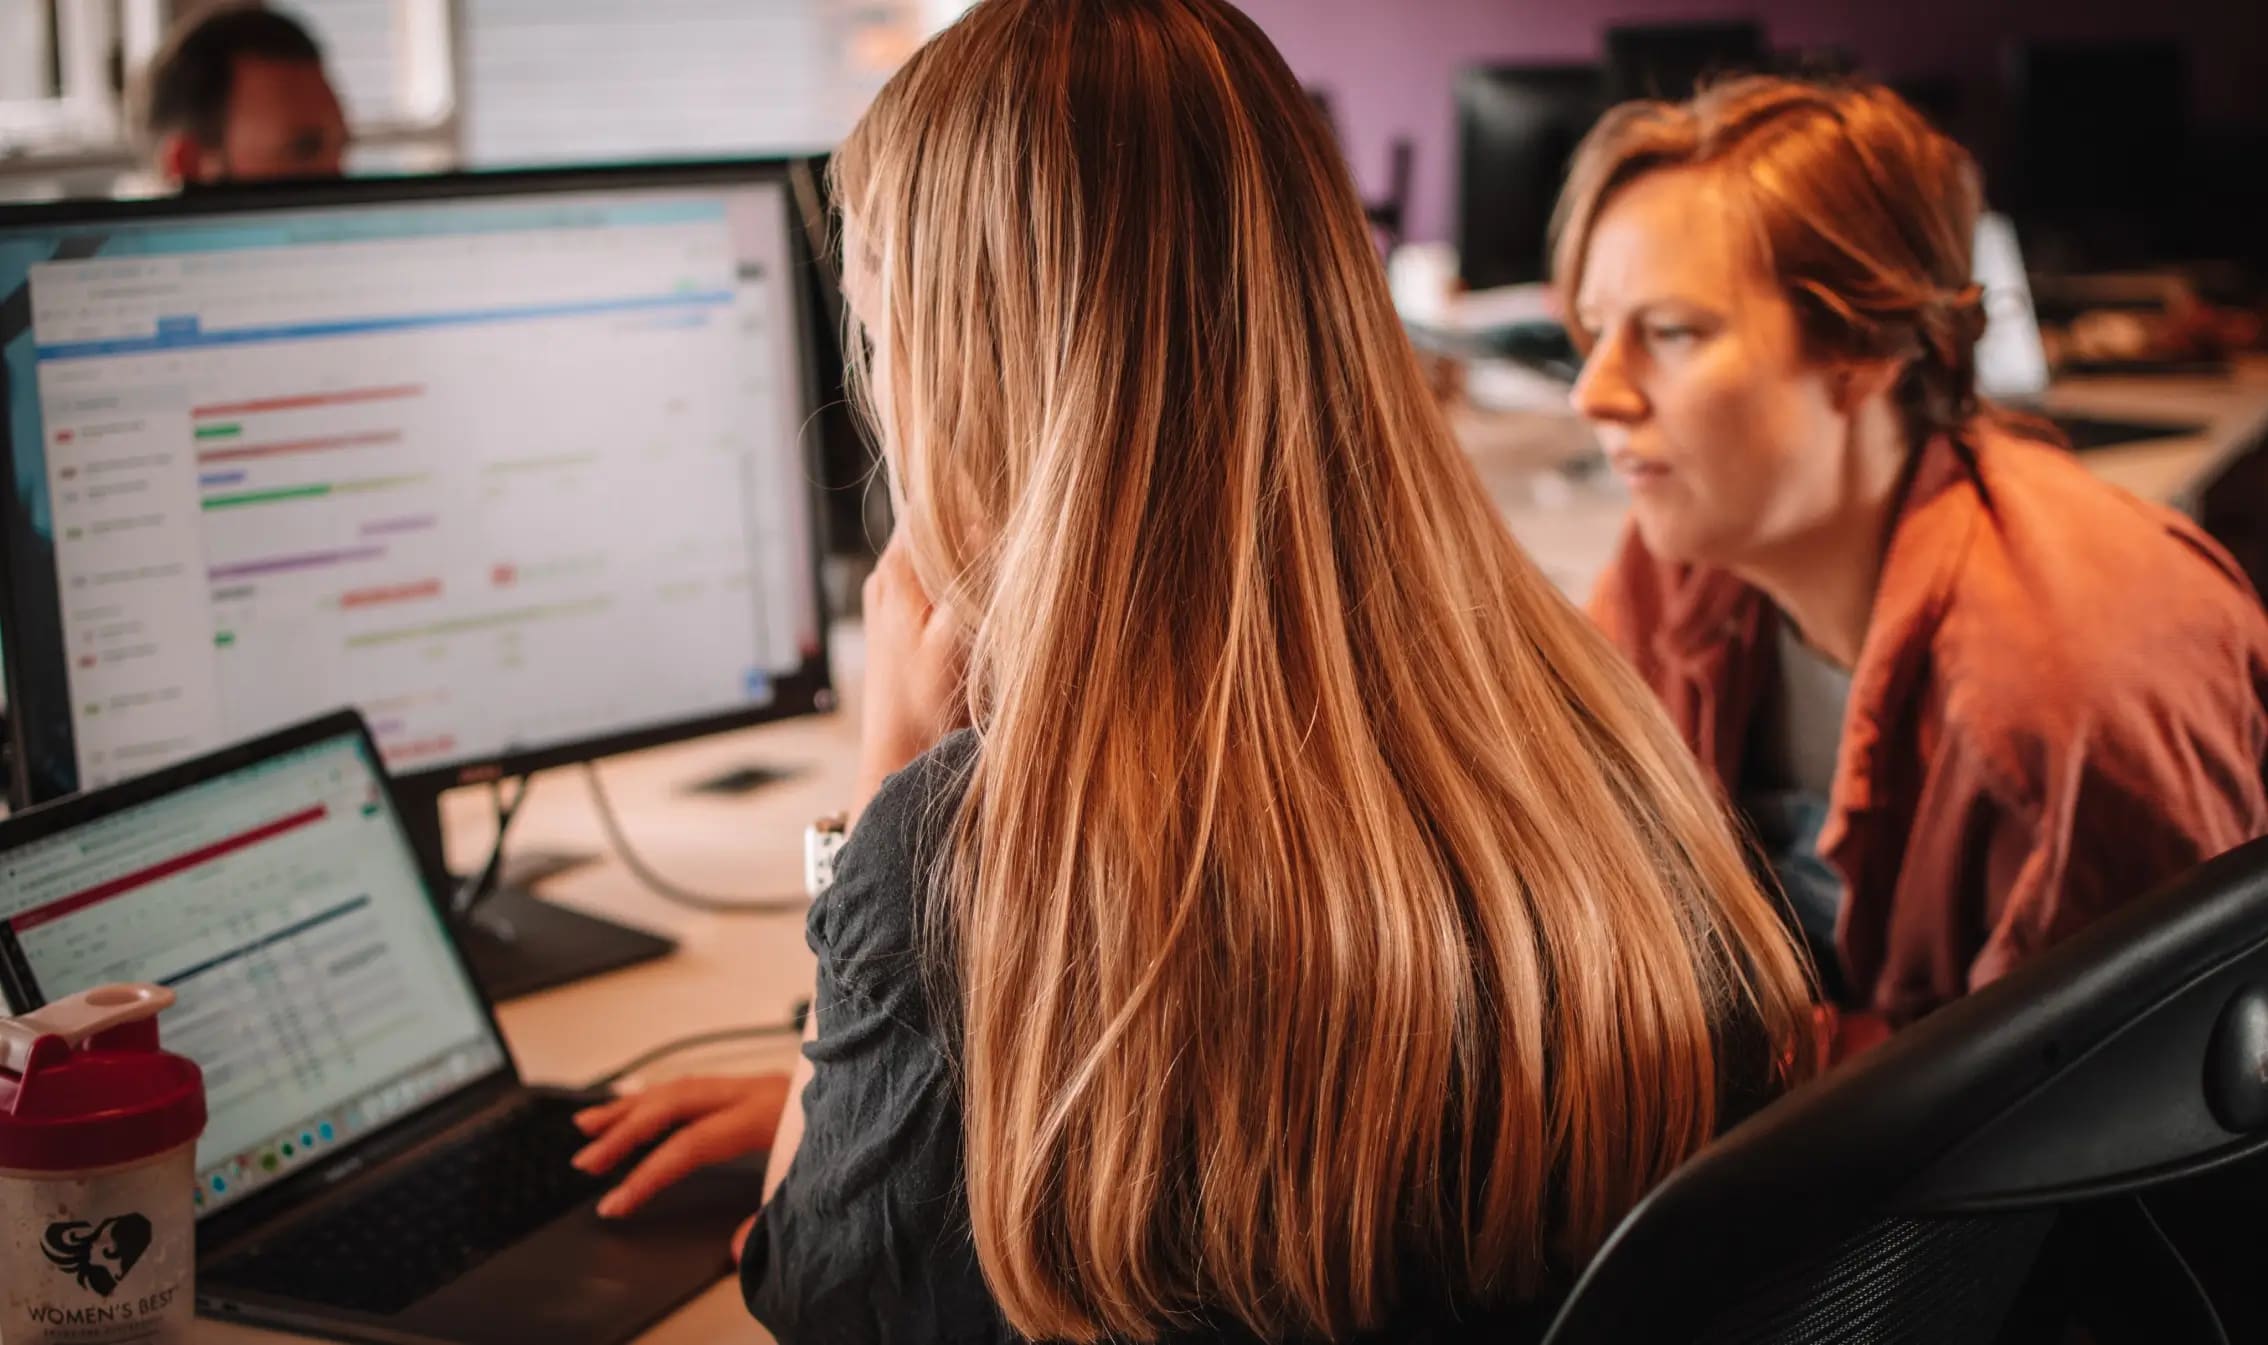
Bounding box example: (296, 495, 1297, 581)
(156, 131, 210, 187)
(1831, 355, 1907, 414)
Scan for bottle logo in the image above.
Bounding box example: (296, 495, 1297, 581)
(41, 1215, 152, 1298)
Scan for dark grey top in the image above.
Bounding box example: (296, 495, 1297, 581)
(1741, 614, 1857, 1004)
(1750, 618, 1854, 800)
(737, 730, 1008, 1345)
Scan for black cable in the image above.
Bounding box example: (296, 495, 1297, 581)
(581, 762, 807, 915)
(452, 773, 532, 919)
(584, 1006, 808, 1091)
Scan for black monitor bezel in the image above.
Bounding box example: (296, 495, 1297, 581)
(0, 157, 838, 811)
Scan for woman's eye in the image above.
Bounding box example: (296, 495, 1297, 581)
(1645, 325, 1700, 346)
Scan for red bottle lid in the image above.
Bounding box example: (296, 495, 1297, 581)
(0, 985, 206, 1175)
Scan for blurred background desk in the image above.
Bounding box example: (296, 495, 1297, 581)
(2051, 355, 2268, 513)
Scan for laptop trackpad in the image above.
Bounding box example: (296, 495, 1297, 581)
(398, 1157, 766, 1345)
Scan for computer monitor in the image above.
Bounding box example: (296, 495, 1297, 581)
(1603, 21, 1767, 104)
(2005, 40, 2189, 267)
(1455, 64, 1606, 292)
(786, 154, 889, 565)
(2008, 41, 2188, 215)
(0, 160, 833, 996)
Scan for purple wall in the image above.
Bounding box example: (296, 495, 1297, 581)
(1232, 0, 2268, 245)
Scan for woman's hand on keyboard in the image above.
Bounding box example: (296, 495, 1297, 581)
(570, 1075, 791, 1218)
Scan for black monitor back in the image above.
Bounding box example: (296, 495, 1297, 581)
(787, 154, 890, 560)
(2006, 40, 2190, 268)
(1604, 21, 1767, 104)
(1455, 64, 1605, 292)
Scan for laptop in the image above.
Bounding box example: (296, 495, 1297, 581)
(0, 709, 764, 1345)
(1972, 211, 2203, 451)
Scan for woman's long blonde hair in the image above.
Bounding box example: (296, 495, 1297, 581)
(834, 2, 1815, 1339)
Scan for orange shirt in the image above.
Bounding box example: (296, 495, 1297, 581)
(1590, 425, 2268, 1025)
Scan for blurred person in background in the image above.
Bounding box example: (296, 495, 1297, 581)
(133, 4, 347, 187)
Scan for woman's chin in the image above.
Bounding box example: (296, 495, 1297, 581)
(1630, 505, 1726, 568)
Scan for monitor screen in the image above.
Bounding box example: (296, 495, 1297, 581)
(0, 166, 828, 802)
(0, 727, 504, 1218)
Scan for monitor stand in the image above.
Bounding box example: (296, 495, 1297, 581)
(399, 785, 678, 1005)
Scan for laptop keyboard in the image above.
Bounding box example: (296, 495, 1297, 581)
(210, 1096, 608, 1317)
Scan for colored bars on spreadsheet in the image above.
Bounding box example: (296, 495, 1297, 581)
(340, 579, 443, 609)
(197, 430, 405, 465)
(342, 598, 613, 649)
(6, 804, 330, 934)
(359, 515, 437, 537)
(207, 547, 387, 581)
(201, 474, 430, 510)
(189, 385, 426, 419)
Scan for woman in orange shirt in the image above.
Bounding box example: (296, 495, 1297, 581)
(1563, 77, 2268, 1033)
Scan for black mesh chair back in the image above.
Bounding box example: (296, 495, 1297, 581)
(1543, 835, 2268, 1345)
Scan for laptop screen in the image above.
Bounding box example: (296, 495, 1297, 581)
(0, 728, 504, 1218)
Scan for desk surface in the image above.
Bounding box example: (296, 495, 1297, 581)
(2041, 356, 2268, 513)
(194, 358, 2268, 1345)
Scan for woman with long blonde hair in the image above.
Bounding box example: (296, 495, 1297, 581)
(575, 1, 1816, 1339)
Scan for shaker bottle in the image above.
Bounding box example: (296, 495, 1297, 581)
(0, 984, 206, 1344)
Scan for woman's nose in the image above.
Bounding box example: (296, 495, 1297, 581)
(1570, 335, 1646, 426)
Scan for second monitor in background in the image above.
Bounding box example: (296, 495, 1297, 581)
(1603, 21, 1768, 104)
(785, 154, 892, 581)
(1455, 65, 1605, 293)
(0, 160, 834, 1001)
(2005, 39, 2190, 269)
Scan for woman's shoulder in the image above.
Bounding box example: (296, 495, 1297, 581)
(1938, 425, 2266, 678)
(1917, 428, 2268, 801)
(859, 729, 981, 850)
(806, 730, 979, 990)
(1964, 423, 2255, 599)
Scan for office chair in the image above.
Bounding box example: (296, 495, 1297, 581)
(1543, 833, 2268, 1345)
